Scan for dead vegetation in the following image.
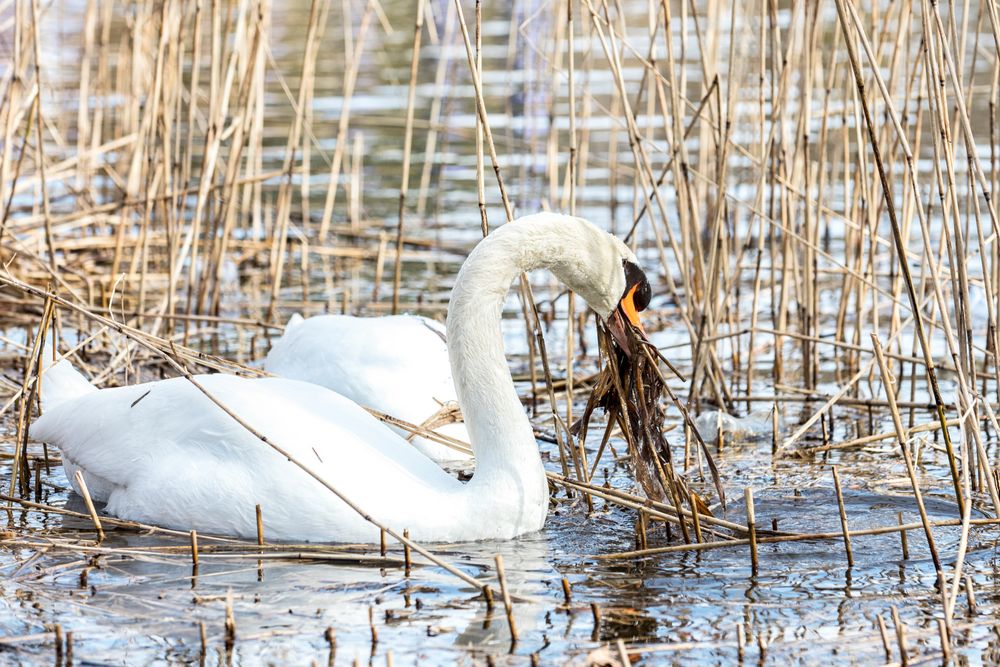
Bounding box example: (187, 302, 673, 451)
(2, 0, 1000, 663)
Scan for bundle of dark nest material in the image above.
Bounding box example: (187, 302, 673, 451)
(577, 317, 725, 517)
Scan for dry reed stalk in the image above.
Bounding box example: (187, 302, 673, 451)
(402, 528, 411, 577)
(390, 0, 425, 314)
(452, 0, 512, 221)
(831, 466, 853, 567)
(590, 602, 601, 641)
(898, 512, 909, 559)
(28, 0, 54, 271)
(324, 626, 336, 664)
(53, 624, 63, 665)
(549, 472, 739, 538)
(800, 416, 964, 455)
(481, 584, 494, 610)
(965, 575, 977, 614)
(891, 606, 909, 667)
(616, 638, 632, 667)
(744, 487, 758, 574)
(937, 570, 954, 645)
(937, 618, 951, 663)
(494, 554, 518, 642)
(318, 3, 373, 240)
(224, 590, 236, 652)
(539, 333, 574, 482)
(6, 534, 411, 567)
(74, 470, 104, 542)
(942, 413, 975, 630)
(0, 492, 255, 547)
(10, 294, 53, 496)
(468, 0, 490, 237)
(871, 333, 942, 572)
(636, 509, 648, 550)
(199, 621, 207, 664)
(564, 0, 578, 452)
(876, 614, 892, 661)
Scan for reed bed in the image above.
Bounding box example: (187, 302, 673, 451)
(2, 0, 1000, 663)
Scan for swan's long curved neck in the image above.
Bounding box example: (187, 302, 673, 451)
(446, 222, 571, 505)
(445, 213, 631, 531)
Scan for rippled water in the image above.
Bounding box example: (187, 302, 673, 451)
(4, 0, 1000, 665)
(3, 401, 998, 665)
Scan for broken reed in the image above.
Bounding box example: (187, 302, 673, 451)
(577, 317, 720, 518)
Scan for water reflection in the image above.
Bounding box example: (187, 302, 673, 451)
(3, 0, 1000, 663)
(3, 396, 1000, 663)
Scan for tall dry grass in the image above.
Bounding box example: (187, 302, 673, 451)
(2, 0, 1000, 637)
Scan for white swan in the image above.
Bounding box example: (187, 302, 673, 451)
(263, 313, 472, 463)
(30, 213, 650, 543)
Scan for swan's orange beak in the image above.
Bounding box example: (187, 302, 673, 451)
(620, 284, 646, 332)
(607, 285, 648, 357)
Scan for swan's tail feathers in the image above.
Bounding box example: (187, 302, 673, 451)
(285, 313, 305, 331)
(39, 360, 96, 410)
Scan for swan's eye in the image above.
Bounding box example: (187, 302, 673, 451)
(634, 279, 651, 312)
(622, 260, 650, 311)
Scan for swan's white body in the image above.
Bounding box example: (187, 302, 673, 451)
(31, 213, 638, 543)
(263, 314, 471, 463)
(34, 369, 475, 542)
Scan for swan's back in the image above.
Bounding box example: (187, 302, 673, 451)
(31, 370, 463, 542)
(263, 314, 470, 461)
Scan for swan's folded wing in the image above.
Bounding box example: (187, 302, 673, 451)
(30, 375, 459, 505)
(263, 314, 460, 424)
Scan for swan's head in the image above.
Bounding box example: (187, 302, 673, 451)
(605, 257, 652, 356)
(546, 216, 651, 355)
(452, 213, 652, 355)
